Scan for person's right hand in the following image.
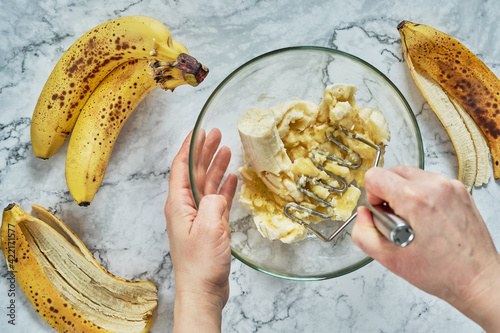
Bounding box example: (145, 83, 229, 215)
(352, 165, 500, 332)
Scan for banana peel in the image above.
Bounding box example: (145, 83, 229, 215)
(450, 97, 491, 186)
(398, 20, 498, 189)
(1, 204, 157, 333)
(403, 56, 487, 190)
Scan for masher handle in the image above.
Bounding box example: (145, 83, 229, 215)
(365, 202, 414, 247)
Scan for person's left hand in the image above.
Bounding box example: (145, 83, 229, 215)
(165, 128, 237, 332)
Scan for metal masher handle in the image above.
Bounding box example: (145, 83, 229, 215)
(365, 202, 414, 247)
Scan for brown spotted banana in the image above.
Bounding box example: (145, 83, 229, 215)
(31, 15, 208, 159)
(65, 59, 155, 206)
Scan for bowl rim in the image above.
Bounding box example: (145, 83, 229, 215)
(189, 45, 424, 281)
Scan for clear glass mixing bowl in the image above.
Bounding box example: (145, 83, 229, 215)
(189, 46, 424, 280)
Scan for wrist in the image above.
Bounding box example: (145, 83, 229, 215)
(173, 290, 225, 333)
(453, 254, 500, 332)
(174, 270, 230, 310)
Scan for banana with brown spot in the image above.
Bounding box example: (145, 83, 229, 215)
(65, 59, 159, 206)
(31, 15, 208, 159)
(1, 203, 158, 332)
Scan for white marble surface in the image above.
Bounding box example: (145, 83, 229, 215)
(1, 0, 499, 332)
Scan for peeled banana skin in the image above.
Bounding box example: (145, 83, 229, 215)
(449, 97, 491, 187)
(1, 204, 105, 332)
(406, 67, 478, 190)
(1, 204, 158, 333)
(65, 59, 156, 206)
(398, 20, 500, 180)
(31, 15, 208, 159)
(402, 55, 490, 190)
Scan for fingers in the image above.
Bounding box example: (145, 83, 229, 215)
(168, 130, 197, 206)
(364, 167, 403, 206)
(204, 145, 232, 195)
(166, 127, 238, 230)
(193, 128, 207, 169)
(200, 129, 238, 223)
(202, 128, 222, 172)
(219, 174, 238, 209)
(388, 165, 429, 181)
(165, 130, 199, 234)
(219, 173, 238, 220)
(196, 128, 238, 202)
(364, 166, 422, 211)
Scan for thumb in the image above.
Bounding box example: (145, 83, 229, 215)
(352, 206, 394, 259)
(194, 195, 230, 236)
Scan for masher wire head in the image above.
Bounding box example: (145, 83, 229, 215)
(284, 128, 382, 242)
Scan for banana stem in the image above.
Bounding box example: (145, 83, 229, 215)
(149, 54, 209, 90)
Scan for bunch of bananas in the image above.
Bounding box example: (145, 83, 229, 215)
(4, 15, 209, 333)
(31, 15, 208, 206)
(399, 21, 500, 190)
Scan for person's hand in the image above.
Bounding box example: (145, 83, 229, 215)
(165, 128, 237, 333)
(352, 165, 500, 332)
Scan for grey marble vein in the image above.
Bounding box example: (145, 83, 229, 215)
(0, 0, 497, 332)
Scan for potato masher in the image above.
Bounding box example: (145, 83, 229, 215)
(284, 128, 414, 247)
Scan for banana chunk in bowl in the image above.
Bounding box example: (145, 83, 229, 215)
(237, 84, 391, 243)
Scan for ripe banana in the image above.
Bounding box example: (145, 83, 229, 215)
(65, 59, 156, 206)
(237, 101, 320, 203)
(398, 20, 497, 188)
(237, 106, 308, 243)
(31, 15, 208, 159)
(238, 107, 293, 178)
(1, 203, 158, 332)
(237, 86, 389, 243)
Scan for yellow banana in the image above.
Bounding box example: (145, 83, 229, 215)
(398, 20, 495, 188)
(1, 203, 158, 332)
(31, 15, 208, 159)
(65, 59, 156, 206)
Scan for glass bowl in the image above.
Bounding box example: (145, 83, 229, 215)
(189, 46, 423, 280)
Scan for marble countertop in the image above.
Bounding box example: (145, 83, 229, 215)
(1, 0, 499, 332)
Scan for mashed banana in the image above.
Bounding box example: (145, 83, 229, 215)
(237, 84, 391, 243)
